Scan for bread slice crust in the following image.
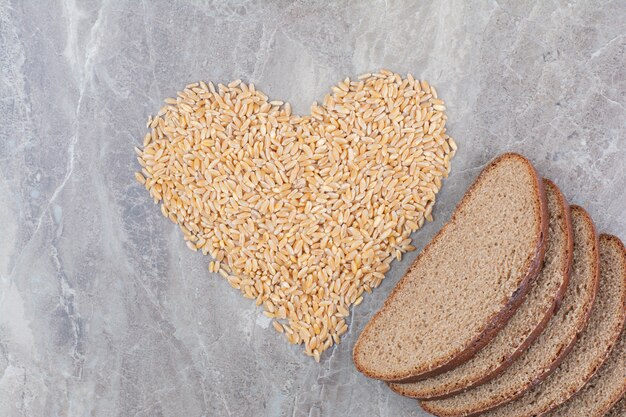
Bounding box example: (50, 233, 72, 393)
(606, 394, 626, 417)
(390, 179, 572, 399)
(421, 206, 600, 417)
(541, 235, 626, 417)
(501, 235, 625, 417)
(551, 326, 626, 417)
(353, 153, 549, 382)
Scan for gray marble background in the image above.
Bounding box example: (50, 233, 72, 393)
(0, 0, 624, 416)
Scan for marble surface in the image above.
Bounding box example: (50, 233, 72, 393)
(0, 0, 624, 416)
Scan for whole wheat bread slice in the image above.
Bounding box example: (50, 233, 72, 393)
(551, 322, 626, 417)
(353, 153, 548, 382)
(483, 234, 626, 417)
(421, 206, 599, 417)
(606, 394, 626, 417)
(390, 179, 572, 399)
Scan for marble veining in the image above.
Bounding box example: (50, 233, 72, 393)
(0, 1, 624, 416)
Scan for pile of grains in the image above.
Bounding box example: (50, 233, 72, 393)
(135, 70, 456, 361)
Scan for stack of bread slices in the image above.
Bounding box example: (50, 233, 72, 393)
(353, 153, 625, 417)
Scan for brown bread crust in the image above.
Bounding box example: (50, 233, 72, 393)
(421, 205, 601, 417)
(604, 393, 626, 417)
(353, 153, 549, 382)
(536, 235, 626, 417)
(390, 179, 573, 397)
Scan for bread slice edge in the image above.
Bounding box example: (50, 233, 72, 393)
(420, 205, 601, 417)
(390, 178, 573, 397)
(353, 153, 549, 382)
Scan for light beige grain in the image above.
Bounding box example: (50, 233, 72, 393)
(135, 71, 455, 359)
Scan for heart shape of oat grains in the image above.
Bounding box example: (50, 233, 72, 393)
(135, 70, 456, 361)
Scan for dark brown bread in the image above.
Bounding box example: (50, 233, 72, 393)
(421, 206, 599, 417)
(605, 395, 626, 417)
(390, 179, 572, 399)
(550, 325, 626, 417)
(353, 154, 548, 382)
(483, 234, 626, 417)
(546, 236, 626, 417)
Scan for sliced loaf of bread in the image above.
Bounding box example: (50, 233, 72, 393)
(390, 179, 572, 399)
(551, 325, 626, 417)
(547, 236, 626, 417)
(421, 206, 599, 417)
(483, 234, 626, 417)
(353, 153, 548, 382)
